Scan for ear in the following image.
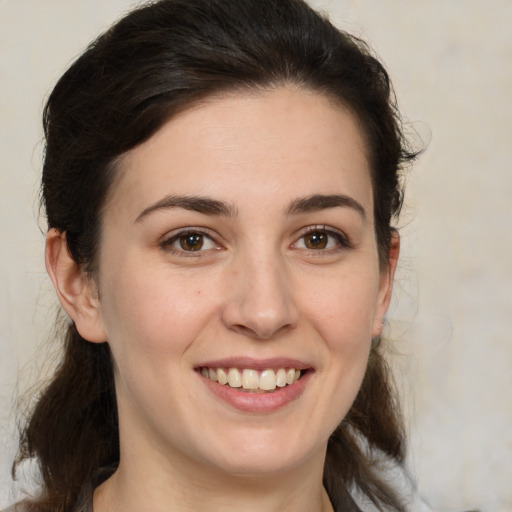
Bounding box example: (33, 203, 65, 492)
(45, 228, 107, 343)
(372, 230, 400, 338)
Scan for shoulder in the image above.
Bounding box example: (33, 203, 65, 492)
(1, 496, 93, 512)
(2, 505, 28, 512)
(1, 466, 113, 512)
(351, 459, 436, 512)
(1, 491, 93, 512)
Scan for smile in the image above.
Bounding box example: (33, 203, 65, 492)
(200, 367, 302, 392)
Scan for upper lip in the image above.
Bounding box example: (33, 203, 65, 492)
(195, 357, 312, 371)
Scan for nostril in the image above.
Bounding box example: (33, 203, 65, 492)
(220, 273, 299, 339)
(229, 321, 294, 341)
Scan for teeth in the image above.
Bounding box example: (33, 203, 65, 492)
(259, 369, 277, 390)
(228, 368, 242, 388)
(217, 368, 228, 385)
(242, 369, 259, 390)
(201, 367, 303, 392)
(276, 368, 287, 387)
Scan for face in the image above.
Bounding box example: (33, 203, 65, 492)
(86, 87, 396, 478)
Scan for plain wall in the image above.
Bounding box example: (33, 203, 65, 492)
(1, 1, 511, 510)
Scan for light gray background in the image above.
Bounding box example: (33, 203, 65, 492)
(1, 1, 511, 510)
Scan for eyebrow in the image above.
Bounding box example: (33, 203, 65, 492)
(286, 194, 366, 220)
(135, 195, 237, 223)
(135, 193, 366, 223)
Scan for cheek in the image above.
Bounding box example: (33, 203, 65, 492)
(98, 261, 219, 359)
(297, 275, 377, 443)
(98, 268, 215, 424)
(302, 269, 380, 351)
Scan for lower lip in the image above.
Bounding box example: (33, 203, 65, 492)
(200, 371, 312, 413)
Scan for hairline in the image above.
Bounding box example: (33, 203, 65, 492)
(92, 81, 381, 273)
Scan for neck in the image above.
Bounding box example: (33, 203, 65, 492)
(94, 444, 334, 512)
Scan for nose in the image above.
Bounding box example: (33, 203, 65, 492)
(221, 251, 299, 340)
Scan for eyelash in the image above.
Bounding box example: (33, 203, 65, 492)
(160, 225, 352, 256)
(160, 228, 220, 257)
(292, 225, 352, 254)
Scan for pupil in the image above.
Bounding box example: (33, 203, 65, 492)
(180, 233, 203, 251)
(306, 231, 327, 249)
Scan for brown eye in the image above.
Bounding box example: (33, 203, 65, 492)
(178, 233, 204, 251)
(293, 227, 350, 253)
(162, 230, 218, 255)
(303, 231, 328, 250)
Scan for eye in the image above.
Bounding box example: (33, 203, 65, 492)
(161, 230, 219, 254)
(177, 232, 207, 251)
(301, 231, 330, 250)
(293, 227, 349, 252)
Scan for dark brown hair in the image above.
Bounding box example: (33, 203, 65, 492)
(14, 1, 417, 510)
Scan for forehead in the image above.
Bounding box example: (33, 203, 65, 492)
(108, 87, 373, 218)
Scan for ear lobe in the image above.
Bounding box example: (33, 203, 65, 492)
(372, 230, 400, 338)
(45, 228, 107, 343)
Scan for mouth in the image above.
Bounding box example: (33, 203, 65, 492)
(196, 358, 313, 412)
(199, 366, 304, 393)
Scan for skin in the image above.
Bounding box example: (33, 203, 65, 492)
(46, 86, 399, 512)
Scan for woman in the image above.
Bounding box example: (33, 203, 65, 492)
(8, 0, 420, 510)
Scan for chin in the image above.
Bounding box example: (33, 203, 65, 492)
(193, 424, 327, 478)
